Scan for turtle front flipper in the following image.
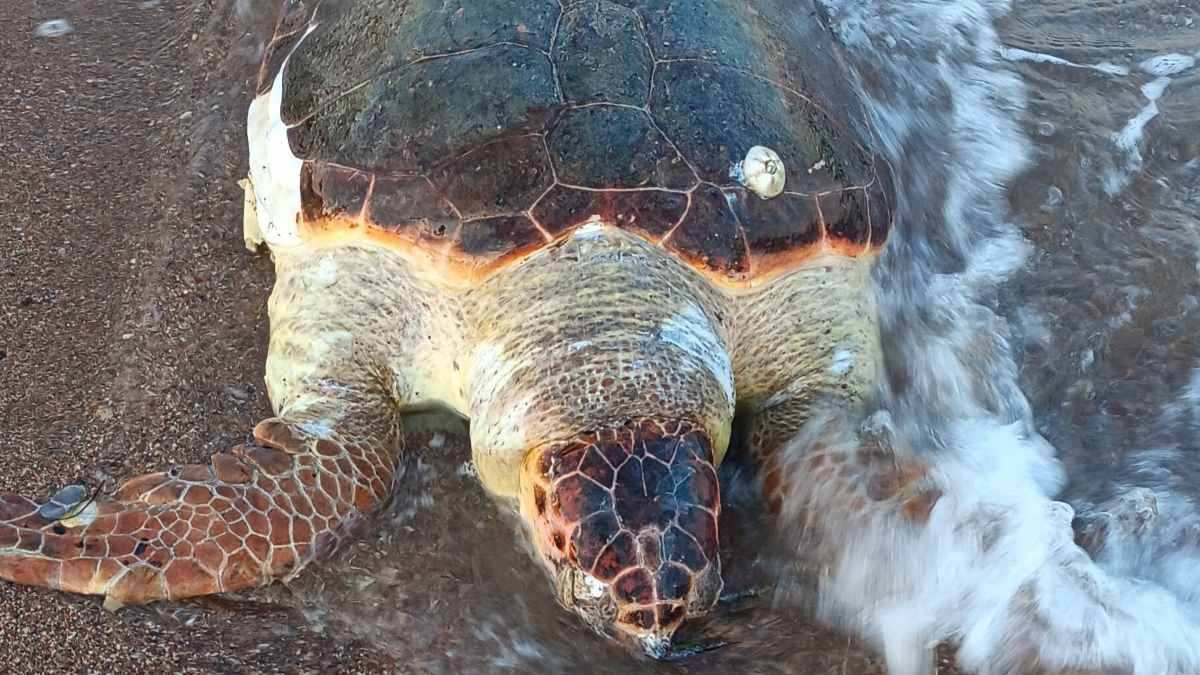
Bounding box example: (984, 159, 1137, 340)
(519, 419, 723, 658)
(0, 415, 400, 609)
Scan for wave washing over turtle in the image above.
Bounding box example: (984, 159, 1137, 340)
(0, 0, 929, 659)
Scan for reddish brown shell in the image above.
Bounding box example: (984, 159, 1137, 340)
(262, 0, 894, 286)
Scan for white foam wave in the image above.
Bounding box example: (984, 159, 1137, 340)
(1001, 46, 1129, 76)
(775, 1, 1200, 673)
(1105, 76, 1171, 196)
(780, 412, 1200, 675)
(1140, 53, 1197, 76)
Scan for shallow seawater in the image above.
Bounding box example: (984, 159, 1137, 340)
(771, 1, 1200, 672)
(16, 0, 1200, 672)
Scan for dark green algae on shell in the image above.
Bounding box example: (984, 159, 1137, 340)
(260, 0, 894, 281)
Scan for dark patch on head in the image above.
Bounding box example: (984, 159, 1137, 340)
(553, 444, 588, 476)
(533, 485, 547, 515)
(638, 531, 663, 570)
(678, 506, 718, 560)
(579, 447, 617, 489)
(15, 528, 41, 551)
(314, 439, 341, 457)
(552, 531, 566, 552)
(614, 460, 675, 530)
(246, 446, 292, 476)
(663, 525, 706, 572)
(643, 434, 680, 464)
(642, 459, 672, 499)
(656, 603, 686, 627)
(573, 511, 621, 571)
(619, 608, 657, 631)
(596, 439, 630, 470)
(682, 431, 715, 464)
(866, 471, 901, 501)
(656, 564, 692, 602)
(614, 568, 654, 605)
(593, 531, 637, 581)
(554, 474, 612, 522)
(677, 462, 720, 509)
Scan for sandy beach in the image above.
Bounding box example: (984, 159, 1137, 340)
(0, 0, 390, 671)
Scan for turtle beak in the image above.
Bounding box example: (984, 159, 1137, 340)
(551, 564, 683, 660)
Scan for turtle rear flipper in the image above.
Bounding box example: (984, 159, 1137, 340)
(0, 416, 399, 608)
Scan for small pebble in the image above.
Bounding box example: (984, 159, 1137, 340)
(1044, 185, 1064, 209)
(37, 484, 88, 520)
(35, 19, 74, 38)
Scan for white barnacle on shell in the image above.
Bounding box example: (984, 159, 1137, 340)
(734, 145, 786, 199)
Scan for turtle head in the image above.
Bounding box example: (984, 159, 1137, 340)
(518, 419, 723, 659)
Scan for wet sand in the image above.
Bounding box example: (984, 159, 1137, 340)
(1, 0, 386, 671)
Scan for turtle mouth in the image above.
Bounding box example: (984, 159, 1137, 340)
(554, 564, 683, 661)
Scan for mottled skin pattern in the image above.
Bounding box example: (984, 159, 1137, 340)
(0, 251, 409, 608)
(520, 419, 722, 644)
(0, 418, 396, 607)
(0, 0, 924, 660)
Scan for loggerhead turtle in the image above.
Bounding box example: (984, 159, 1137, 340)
(0, 0, 908, 659)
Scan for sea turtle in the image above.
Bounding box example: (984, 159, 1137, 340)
(0, 0, 910, 659)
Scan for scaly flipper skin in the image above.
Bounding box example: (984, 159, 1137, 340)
(772, 434, 942, 531)
(0, 416, 400, 609)
(0, 241, 438, 611)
